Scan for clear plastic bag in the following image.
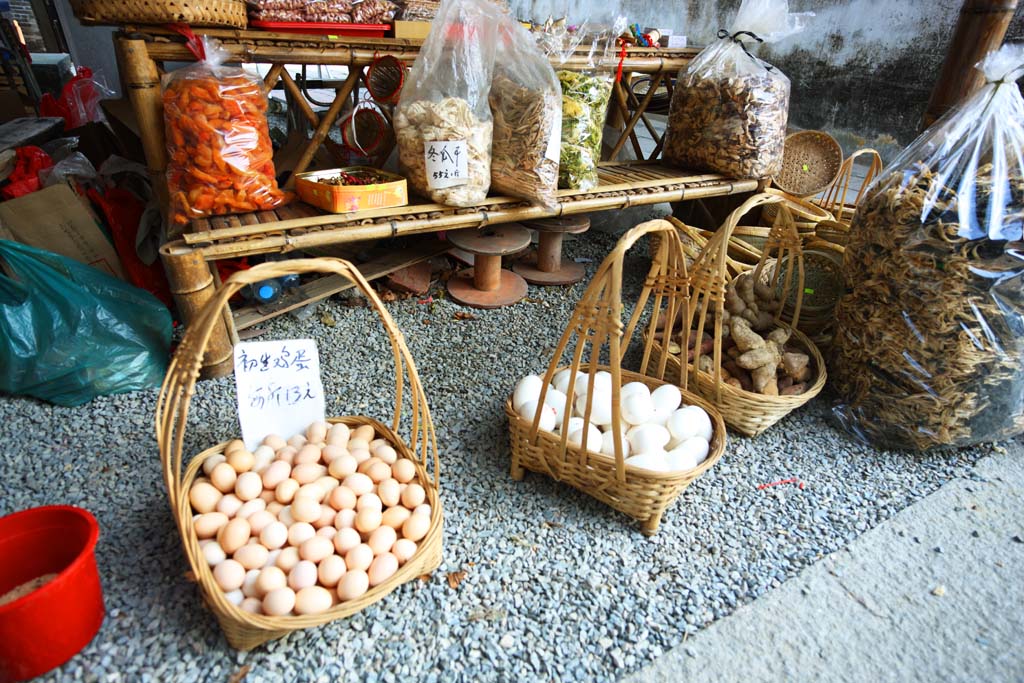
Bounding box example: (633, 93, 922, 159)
(540, 16, 624, 191)
(662, 0, 805, 179)
(0, 239, 171, 407)
(488, 19, 562, 209)
(831, 44, 1024, 451)
(395, 0, 503, 206)
(162, 38, 288, 227)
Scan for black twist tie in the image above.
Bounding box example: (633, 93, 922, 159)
(717, 29, 774, 72)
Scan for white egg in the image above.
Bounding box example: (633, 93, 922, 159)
(599, 429, 631, 458)
(593, 371, 613, 393)
(669, 405, 713, 442)
(517, 400, 557, 432)
(552, 369, 584, 397)
(513, 375, 544, 412)
(650, 384, 683, 413)
(574, 389, 614, 426)
(621, 392, 655, 426)
(674, 437, 710, 466)
(624, 452, 670, 473)
(543, 388, 569, 424)
(627, 424, 671, 455)
(620, 382, 651, 400)
(666, 447, 699, 472)
(557, 416, 585, 435)
(649, 405, 672, 427)
(567, 423, 603, 452)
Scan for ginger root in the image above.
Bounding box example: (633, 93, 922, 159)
(782, 351, 811, 382)
(738, 340, 783, 395)
(730, 317, 765, 352)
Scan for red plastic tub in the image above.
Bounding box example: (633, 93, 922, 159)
(248, 20, 390, 37)
(0, 506, 103, 682)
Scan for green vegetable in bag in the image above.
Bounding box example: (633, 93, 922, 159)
(557, 70, 613, 191)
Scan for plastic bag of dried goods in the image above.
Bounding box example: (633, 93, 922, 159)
(831, 44, 1024, 450)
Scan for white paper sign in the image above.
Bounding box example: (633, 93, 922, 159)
(545, 110, 563, 163)
(424, 140, 468, 189)
(233, 339, 326, 450)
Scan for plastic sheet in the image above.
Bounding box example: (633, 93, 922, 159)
(662, 0, 806, 179)
(0, 239, 171, 407)
(831, 44, 1024, 450)
(162, 37, 288, 227)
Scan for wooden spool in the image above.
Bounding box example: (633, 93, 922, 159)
(446, 224, 531, 308)
(513, 215, 591, 286)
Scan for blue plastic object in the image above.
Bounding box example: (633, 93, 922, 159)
(0, 239, 172, 406)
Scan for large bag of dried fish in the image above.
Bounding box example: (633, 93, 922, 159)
(488, 18, 561, 209)
(539, 17, 624, 191)
(831, 45, 1024, 451)
(395, 0, 502, 207)
(662, 0, 805, 179)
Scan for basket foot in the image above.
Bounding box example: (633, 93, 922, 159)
(510, 460, 525, 481)
(640, 512, 663, 536)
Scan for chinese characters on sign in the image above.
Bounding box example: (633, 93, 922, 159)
(424, 140, 468, 189)
(233, 339, 326, 450)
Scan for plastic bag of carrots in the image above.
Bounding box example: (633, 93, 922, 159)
(162, 37, 288, 227)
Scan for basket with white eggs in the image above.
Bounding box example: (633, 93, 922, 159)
(156, 259, 442, 650)
(505, 219, 727, 535)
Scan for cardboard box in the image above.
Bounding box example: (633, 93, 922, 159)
(295, 167, 408, 213)
(393, 20, 432, 40)
(0, 182, 125, 278)
(660, 35, 688, 48)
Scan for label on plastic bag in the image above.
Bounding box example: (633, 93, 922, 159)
(424, 140, 468, 189)
(545, 110, 563, 163)
(234, 339, 326, 450)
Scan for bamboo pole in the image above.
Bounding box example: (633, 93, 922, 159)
(609, 73, 663, 161)
(921, 0, 1018, 130)
(610, 82, 645, 159)
(287, 69, 361, 186)
(160, 243, 235, 379)
(279, 69, 319, 128)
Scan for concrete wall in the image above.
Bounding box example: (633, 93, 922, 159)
(52, 0, 121, 96)
(515, 0, 1024, 156)
(10, 0, 45, 52)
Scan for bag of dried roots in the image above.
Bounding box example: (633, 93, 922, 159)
(831, 44, 1024, 450)
(488, 20, 561, 209)
(662, 0, 806, 179)
(395, 0, 502, 206)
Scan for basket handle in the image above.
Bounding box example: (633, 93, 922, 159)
(817, 148, 883, 220)
(155, 257, 440, 512)
(529, 219, 691, 485)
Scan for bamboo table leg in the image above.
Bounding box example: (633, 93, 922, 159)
(513, 216, 590, 286)
(446, 225, 531, 309)
(161, 242, 236, 379)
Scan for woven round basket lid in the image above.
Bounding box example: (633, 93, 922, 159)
(773, 130, 844, 198)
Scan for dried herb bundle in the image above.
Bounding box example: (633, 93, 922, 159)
(831, 163, 1024, 449)
(489, 73, 560, 208)
(395, 96, 492, 207)
(557, 70, 613, 191)
(663, 73, 788, 180)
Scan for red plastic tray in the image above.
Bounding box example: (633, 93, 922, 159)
(249, 20, 389, 37)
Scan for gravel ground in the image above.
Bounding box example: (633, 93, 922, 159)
(0, 228, 999, 682)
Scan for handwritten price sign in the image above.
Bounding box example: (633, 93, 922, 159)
(233, 339, 326, 449)
(424, 140, 468, 189)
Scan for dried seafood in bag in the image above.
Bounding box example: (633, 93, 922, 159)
(557, 70, 613, 191)
(352, 0, 397, 23)
(395, 97, 492, 206)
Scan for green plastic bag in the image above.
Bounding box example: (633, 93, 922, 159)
(0, 239, 172, 406)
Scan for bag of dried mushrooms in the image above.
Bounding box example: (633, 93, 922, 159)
(662, 0, 806, 179)
(395, 0, 502, 207)
(831, 44, 1024, 450)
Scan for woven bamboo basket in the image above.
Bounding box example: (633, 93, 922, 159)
(815, 148, 883, 226)
(762, 239, 845, 350)
(71, 0, 246, 26)
(760, 188, 835, 233)
(813, 219, 851, 247)
(506, 219, 727, 536)
(648, 216, 750, 278)
(773, 130, 844, 198)
(155, 258, 442, 650)
(651, 194, 827, 437)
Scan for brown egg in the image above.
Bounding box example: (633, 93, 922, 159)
(295, 444, 322, 466)
(401, 483, 426, 509)
(258, 490, 276, 504)
(356, 456, 382, 475)
(240, 597, 263, 614)
(295, 585, 333, 615)
(296, 483, 327, 504)
(343, 473, 374, 497)
(275, 546, 301, 572)
(315, 475, 339, 495)
(350, 448, 372, 465)
(275, 446, 297, 465)
(299, 535, 334, 563)
(368, 438, 388, 451)
(226, 449, 255, 473)
(247, 510, 276, 535)
(333, 527, 362, 555)
(345, 543, 374, 572)
(347, 438, 370, 454)
(217, 517, 251, 555)
(314, 504, 337, 530)
(234, 472, 263, 502)
(316, 526, 337, 540)
(288, 560, 318, 591)
(287, 434, 308, 450)
(321, 444, 345, 465)
(213, 559, 246, 591)
(355, 493, 382, 513)
(194, 512, 229, 539)
(392, 538, 418, 564)
(262, 461, 292, 490)
(234, 543, 269, 571)
(317, 555, 347, 587)
(366, 461, 392, 484)
(367, 553, 398, 587)
(367, 526, 397, 556)
(352, 425, 376, 443)
(275, 478, 300, 504)
(190, 482, 222, 514)
(336, 569, 369, 602)
(401, 514, 430, 542)
(306, 421, 329, 444)
(236, 499, 266, 520)
(287, 522, 316, 547)
(328, 454, 358, 480)
(253, 445, 276, 471)
(224, 439, 246, 456)
(372, 444, 398, 465)
(266, 501, 284, 516)
(327, 423, 350, 448)
(291, 497, 322, 524)
(210, 462, 238, 493)
(391, 459, 417, 484)
(381, 506, 411, 531)
(328, 486, 357, 511)
(262, 434, 287, 450)
(262, 587, 296, 616)
(376, 479, 401, 508)
(354, 508, 382, 535)
(334, 509, 356, 530)
(202, 453, 226, 477)
(292, 463, 326, 485)
(259, 521, 288, 550)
